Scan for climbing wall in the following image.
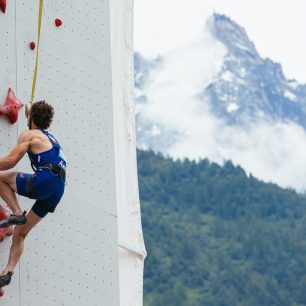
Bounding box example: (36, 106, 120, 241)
(0, 0, 144, 305)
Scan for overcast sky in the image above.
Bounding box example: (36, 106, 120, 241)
(135, 0, 306, 83)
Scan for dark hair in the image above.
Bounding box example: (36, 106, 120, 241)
(30, 101, 54, 130)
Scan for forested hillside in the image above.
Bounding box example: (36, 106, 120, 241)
(137, 149, 306, 306)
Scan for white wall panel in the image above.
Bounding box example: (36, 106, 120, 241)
(0, 3, 20, 304)
(0, 0, 124, 305)
(16, 0, 111, 67)
(19, 194, 119, 306)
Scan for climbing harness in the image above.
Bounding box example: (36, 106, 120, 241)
(39, 163, 66, 182)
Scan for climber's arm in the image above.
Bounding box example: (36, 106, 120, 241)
(0, 132, 31, 170)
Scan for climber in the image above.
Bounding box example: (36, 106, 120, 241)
(0, 101, 67, 288)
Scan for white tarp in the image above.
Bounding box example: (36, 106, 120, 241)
(109, 0, 147, 305)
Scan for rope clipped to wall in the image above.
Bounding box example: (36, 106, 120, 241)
(30, 0, 44, 105)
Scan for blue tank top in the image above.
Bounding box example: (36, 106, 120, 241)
(27, 128, 67, 171)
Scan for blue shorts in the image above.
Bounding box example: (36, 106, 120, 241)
(16, 168, 65, 218)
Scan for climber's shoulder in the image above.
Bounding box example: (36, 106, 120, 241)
(18, 130, 44, 144)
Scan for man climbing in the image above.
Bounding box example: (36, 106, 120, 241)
(0, 101, 67, 288)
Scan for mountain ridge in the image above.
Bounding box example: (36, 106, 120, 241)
(134, 12, 306, 191)
(206, 13, 306, 127)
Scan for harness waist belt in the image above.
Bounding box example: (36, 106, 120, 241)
(39, 163, 66, 182)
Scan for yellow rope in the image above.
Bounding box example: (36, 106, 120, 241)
(30, 0, 43, 105)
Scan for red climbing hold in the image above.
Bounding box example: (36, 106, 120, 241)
(0, 206, 13, 242)
(0, 88, 24, 124)
(55, 18, 62, 27)
(29, 42, 36, 50)
(0, 288, 4, 297)
(0, 0, 6, 13)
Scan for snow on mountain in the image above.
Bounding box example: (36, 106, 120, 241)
(207, 14, 306, 127)
(134, 13, 306, 191)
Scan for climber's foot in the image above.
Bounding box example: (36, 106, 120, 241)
(0, 272, 13, 288)
(0, 211, 27, 228)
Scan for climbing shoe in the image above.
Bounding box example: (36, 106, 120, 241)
(0, 211, 27, 228)
(0, 272, 13, 288)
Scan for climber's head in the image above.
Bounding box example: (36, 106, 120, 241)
(27, 101, 54, 130)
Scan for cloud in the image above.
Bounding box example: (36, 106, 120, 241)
(141, 29, 226, 127)
(169, 117, 306, 192)
(138, 27, 306, 192)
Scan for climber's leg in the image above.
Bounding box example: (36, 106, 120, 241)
(0, 210, 42, 288)
(0, 171, 22, 215)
